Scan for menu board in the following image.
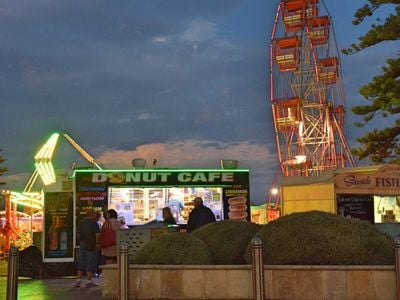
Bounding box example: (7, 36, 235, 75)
(43, 192, 74, 262)
(222, 185, 250, 222)
(336, 194, 374, 223)
(76, 187, 107, 226)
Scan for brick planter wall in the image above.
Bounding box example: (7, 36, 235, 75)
(101, 264, 395, 300)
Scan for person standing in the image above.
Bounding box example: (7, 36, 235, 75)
(96, 211, 105, 229)
(118, 216, 129, 229)
(162, 207, 177, 225)
(187, 197, 216, 232)
(168, 197, 184, 222)
(95, 211, 105, 277)
(100, 209, 120, 264)
(76, 208, 100, 287)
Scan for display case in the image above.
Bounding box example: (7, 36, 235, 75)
(109, 187, 166, 226)
(176, 187, 223, 222)
(109, 186, 223, 225)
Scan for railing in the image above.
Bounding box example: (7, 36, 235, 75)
(118, 242, 129, 300)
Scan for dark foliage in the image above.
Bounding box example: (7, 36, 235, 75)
(245, 211, 394, 265)
(0, 149, 7, 185)
(342, 1, 400, 163)
(132, 232, 212, 265)
(192, 220, 261, 264)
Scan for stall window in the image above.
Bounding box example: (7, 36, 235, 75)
(108, 186, 223, 225)
(374, 195, 400, 223)
(167, 187, 223, 223)
(108, 187, 166, 226)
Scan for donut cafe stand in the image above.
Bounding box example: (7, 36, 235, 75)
(72, 168, 251, 230)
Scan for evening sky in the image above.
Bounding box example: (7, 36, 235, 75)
(0, 0, 397, 204)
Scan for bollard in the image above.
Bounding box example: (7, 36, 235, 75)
(118, 242, 129, 300)
(394, 237, 400, 299)
(251, 237, 265, 300)
(6, 246, 19, 300)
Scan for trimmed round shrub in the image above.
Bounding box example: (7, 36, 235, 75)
(245, 211, 394, 265)
(192, 220, 262, 264)
(132, 232, 212, 265)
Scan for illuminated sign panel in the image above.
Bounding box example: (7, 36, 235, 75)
(74, 169, 249, 187)
(335, 164, 400, 190)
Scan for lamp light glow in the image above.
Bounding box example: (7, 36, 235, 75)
(295, 155, 307, 164)
(270, 187, 279, 195)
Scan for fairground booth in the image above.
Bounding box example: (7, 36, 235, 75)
(35, 166, 250, 263)
(280, 163, 400, 236)
(73, 168, 250, 225)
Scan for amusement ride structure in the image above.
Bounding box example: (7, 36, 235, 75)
(1, 133, 101, 254)
(268, 0, 356, 203)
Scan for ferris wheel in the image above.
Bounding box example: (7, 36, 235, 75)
(270, 0, 356, 178)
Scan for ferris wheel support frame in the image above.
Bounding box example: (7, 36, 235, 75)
(270, 2, 285, 174)
(268, 0, 356, 187)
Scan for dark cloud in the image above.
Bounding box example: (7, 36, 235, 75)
(0, 0, 398, 204)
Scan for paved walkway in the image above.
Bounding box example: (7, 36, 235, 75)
(0, 261, 104, 300)
(0, 276, 103, 300)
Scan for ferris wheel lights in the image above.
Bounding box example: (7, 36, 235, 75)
(270, 188, 279, 195)
(295, 155, 307, 164)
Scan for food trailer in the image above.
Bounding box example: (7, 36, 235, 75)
(73, 168, 251, 229)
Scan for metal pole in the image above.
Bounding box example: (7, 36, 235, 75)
(6, 246, 19, 300)
(118, 242, 129, 300)
(394, 237, 400, 300)
(5, 191, 11, 253)
(251, 237, 265, 300)
(12, 203, 17, 230)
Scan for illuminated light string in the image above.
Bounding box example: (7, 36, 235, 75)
(10, 198, 42, 210)
(34, 133, 59, 185)
(8, 132, 104, 209)
(34, 133, 59, 160)
(11, 192, 43, 205)
(35, 162, 56, 185)
(10, 191, 43, 209)
(43, 161, 56, 183)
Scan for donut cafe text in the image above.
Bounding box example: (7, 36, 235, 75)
(92, 171, 235, 184)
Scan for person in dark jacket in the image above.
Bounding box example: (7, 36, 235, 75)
(76, 208, 100, 287)
(187, 197, 216, 232)
(162, 207, 177, 225)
